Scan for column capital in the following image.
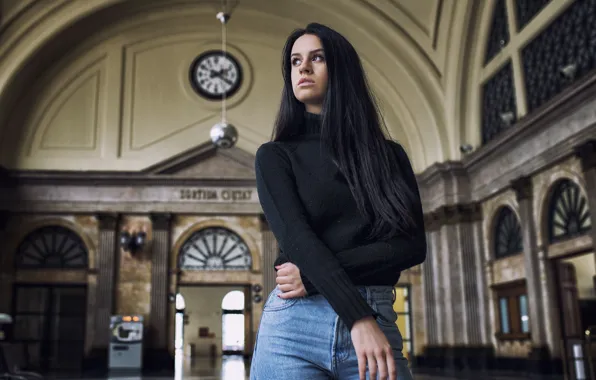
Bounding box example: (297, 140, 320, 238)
(150, 213, 172, 231)
(424, 202, 482, 229)
(511, 176, 533, 201)
(443, 202, 483, 225)
(96, 213, 120, 230)
(574, 140, 596, 172)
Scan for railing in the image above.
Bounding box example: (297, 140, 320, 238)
(562, 326, 596, 380)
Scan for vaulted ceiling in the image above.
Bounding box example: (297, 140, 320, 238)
(0, 0, 565, 173)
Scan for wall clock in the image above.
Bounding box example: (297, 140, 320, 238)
(189, 50, 243, 100)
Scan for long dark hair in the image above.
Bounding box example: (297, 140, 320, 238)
(272, 22, 418, 239)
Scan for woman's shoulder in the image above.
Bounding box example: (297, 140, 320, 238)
(255, 141, 298, 169)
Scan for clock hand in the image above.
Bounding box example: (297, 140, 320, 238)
(219, 76, 233, 86)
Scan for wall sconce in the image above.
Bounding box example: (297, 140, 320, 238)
(120, 229, 147, 253)
(500, 111, 515, 126)
(560, 63, 577, 81)
(460, 143, 474, 154)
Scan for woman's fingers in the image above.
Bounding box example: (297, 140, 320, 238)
(277, 283, 294, 292)
(357, 352, 367, 380)
(367, 353, 377, 380)
(386, 347, 397, 380)
(278, 289, 303, 299)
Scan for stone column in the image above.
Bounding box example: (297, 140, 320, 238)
(511, 176, 550, 369)
(421, 215, 440, 346)
(575, 140, 596, 255)
(472, 214, 491, 346)
(91, 213, 119, 365)
(148, 213, 172, 368)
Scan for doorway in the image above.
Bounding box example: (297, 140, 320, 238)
(177, 285, 249, 359)
(11, 284, 87, 372)
(554, 252, 596, 378)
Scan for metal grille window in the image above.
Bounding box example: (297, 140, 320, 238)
(547, 179, 591, 243)
(15, 226, 88, 269)
(179, 227, 252, 270)
(493, 206, 523, 259)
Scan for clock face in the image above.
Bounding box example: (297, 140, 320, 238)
(190, 50, 243, 100)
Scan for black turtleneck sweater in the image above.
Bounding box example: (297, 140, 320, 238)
(255, 112, 426, 330)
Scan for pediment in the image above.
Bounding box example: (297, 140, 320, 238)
(143, 141, 256, 180)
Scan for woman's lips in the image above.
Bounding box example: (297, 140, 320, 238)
(298, 79, 315, 87)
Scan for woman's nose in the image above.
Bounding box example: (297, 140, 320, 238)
(299, 62, 312, 74)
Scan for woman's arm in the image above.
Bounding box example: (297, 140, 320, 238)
(255, 142, 376, 330)
(335, 141, 427, 274)
(298, 141, 427, 294)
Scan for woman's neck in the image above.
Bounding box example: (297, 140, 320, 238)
(303, 111, 322, 135)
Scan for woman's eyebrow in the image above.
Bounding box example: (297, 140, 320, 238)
(291, 48, 324, 58)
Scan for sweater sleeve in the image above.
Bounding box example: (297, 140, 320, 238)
(300, 141, 426, 292)
(255, 142, 376, 329)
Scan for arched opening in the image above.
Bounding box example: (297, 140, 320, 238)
(221, 290, 245, 355)
(492, 206, 524, 260)
(547, 179, 591, 244)
(12, 225, 89, 373)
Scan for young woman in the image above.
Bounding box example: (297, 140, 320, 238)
(250, 23, 427, 380)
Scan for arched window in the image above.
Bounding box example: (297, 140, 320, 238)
(221, 290, 245, 354)
(493, 206, 523, 259)
(15, 225, 88, 269)
(548, 179, 591, 243)
(178, 227, 252, 270)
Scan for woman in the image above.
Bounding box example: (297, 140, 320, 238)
(251, 22, 426, 380)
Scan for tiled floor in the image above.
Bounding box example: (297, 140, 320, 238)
(42, 356, 566, 380)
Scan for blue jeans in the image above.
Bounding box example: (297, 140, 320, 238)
(250, 285, 413, 380)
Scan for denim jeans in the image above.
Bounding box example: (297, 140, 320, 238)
(250, 285, 413, 380)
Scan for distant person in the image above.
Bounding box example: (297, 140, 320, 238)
(251, 22, 426, 380)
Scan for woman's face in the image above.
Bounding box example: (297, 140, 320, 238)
(290, 34, 328, 114)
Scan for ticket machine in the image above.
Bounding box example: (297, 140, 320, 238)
(108, 315, 144, 373)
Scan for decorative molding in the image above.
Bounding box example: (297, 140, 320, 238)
(150, 213, 172, 231)
(142, 142, 216, 175)
(96, 213, 119, 230)
(511, 176, 533, 201)
(574, 140, 596, 172)
(424, 202, 482, 230)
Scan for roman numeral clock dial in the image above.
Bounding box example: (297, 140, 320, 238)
(190, 50, 243, 100)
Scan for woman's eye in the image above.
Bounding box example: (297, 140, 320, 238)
(313, 55, 325, 62)
(291, 58, 301, 66)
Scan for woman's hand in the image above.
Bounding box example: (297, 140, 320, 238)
(275, 262, 307, 299)
(351, 317, 397, 380)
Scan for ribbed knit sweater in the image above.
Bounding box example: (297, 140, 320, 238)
(255, 112, 427, 330)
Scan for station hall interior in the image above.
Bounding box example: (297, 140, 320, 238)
(0, 0, 596, 379)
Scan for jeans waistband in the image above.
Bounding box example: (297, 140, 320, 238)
(357, 286, 394, 302)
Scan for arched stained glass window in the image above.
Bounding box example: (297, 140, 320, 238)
(15, 225, 88, 269)
(493, 207, 523, 259)
(179, 227, 252, 270)
(548, 179, 591, 243)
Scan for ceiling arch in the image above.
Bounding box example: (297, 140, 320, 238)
(0, 0, 475, 172)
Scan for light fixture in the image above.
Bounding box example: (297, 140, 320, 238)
(460, 144, 474, 154)
(120, 229, 147, 253)
(500, 111, 515, 126)
(210, 1, 239, 149)
(560, 63, 577, 81)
